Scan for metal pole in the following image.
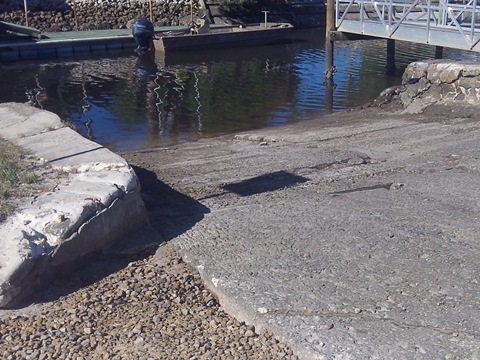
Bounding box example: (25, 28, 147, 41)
(23, 0, 28, 27)
(325, 0, 335, 82)
(262, 11, 269, 28)
(471, 0, 477, 40)
(149, 0, 153, 21)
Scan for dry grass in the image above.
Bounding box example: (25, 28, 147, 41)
(0, 137, 48, 223)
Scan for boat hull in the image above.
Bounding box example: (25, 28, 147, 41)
(153, 23, 294, 52)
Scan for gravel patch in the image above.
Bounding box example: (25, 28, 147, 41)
(0, 244, 298, 359)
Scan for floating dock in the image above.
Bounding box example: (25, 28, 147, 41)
(0, 24, 185, 62)
(0, 28, 135, 62)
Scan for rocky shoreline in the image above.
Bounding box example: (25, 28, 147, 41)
(0, 0, 197, 32)
(0, 0, 324, 32)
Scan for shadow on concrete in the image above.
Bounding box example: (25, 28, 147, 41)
(49, 146, 105, 163)
(222, 170, 309, 196)
(21, 165, 210, 308)
(132, 165, 211, 241)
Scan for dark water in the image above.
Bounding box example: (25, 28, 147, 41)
(1, 29, 479, 152)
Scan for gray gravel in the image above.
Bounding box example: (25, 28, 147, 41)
(0, 244, 298, 359)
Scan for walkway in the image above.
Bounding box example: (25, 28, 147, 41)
(336, 0, 480, 51)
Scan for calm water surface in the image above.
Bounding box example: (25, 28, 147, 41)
(1, 29, 479, 151)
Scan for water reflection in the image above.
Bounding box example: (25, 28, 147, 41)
(1, 29, 480, 152)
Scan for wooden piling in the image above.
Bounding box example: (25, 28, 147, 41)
(325, 0, 335, 82)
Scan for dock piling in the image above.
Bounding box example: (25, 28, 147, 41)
(386, 39, 396, 76)
(435, 46, 444, 59)
(325, 0, 335, 83)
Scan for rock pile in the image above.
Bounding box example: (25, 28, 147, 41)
(400, 60, 480, 115)
(0, 0, 197, 32)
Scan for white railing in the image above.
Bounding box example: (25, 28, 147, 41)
(335, 0, 480, 50)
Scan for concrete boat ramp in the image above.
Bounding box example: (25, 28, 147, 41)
(1, 60, 480, 359)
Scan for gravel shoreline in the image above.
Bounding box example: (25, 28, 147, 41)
(0, 244, 298, 359)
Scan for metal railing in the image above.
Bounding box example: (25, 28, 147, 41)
(335, 0, 480, 51)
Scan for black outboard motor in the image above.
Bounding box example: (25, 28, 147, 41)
(132, 19, 154, 53)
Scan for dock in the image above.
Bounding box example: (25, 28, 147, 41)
(324, 0, 480, 80)
(0, 24, 185, 62)
(334, 0, 480, 52)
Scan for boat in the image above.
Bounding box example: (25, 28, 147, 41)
(152, 18, 294, 53)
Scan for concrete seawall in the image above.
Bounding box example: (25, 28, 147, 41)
(0, 103, 149, 308)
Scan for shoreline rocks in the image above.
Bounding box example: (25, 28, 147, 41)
(0, 0, 198, 32)
(400, 60, 480, 115)
(0, 0, 325, 32)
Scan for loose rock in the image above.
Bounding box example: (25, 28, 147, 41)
(0, 244, 298, 359)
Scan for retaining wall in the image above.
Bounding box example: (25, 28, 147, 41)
(0, 0, 195, 32)
(0, 0, 325, 32)
(399, 60, 480, 116)
(0, 103, 150, 308)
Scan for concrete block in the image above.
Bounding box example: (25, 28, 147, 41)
(0, 103, 62, 139)
(0, 103, 147, 308)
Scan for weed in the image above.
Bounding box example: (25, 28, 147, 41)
(0, 137, 50, 222)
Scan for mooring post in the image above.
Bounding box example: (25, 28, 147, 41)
(386, 39, 396, 76)
(325, 0, 335, 83)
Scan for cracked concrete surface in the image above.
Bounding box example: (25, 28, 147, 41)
(123, 104, 480, 359)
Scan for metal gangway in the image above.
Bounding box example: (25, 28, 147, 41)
(334, 0, 480, 52)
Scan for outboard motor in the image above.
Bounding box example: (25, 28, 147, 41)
(132, 19, 154, 53)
